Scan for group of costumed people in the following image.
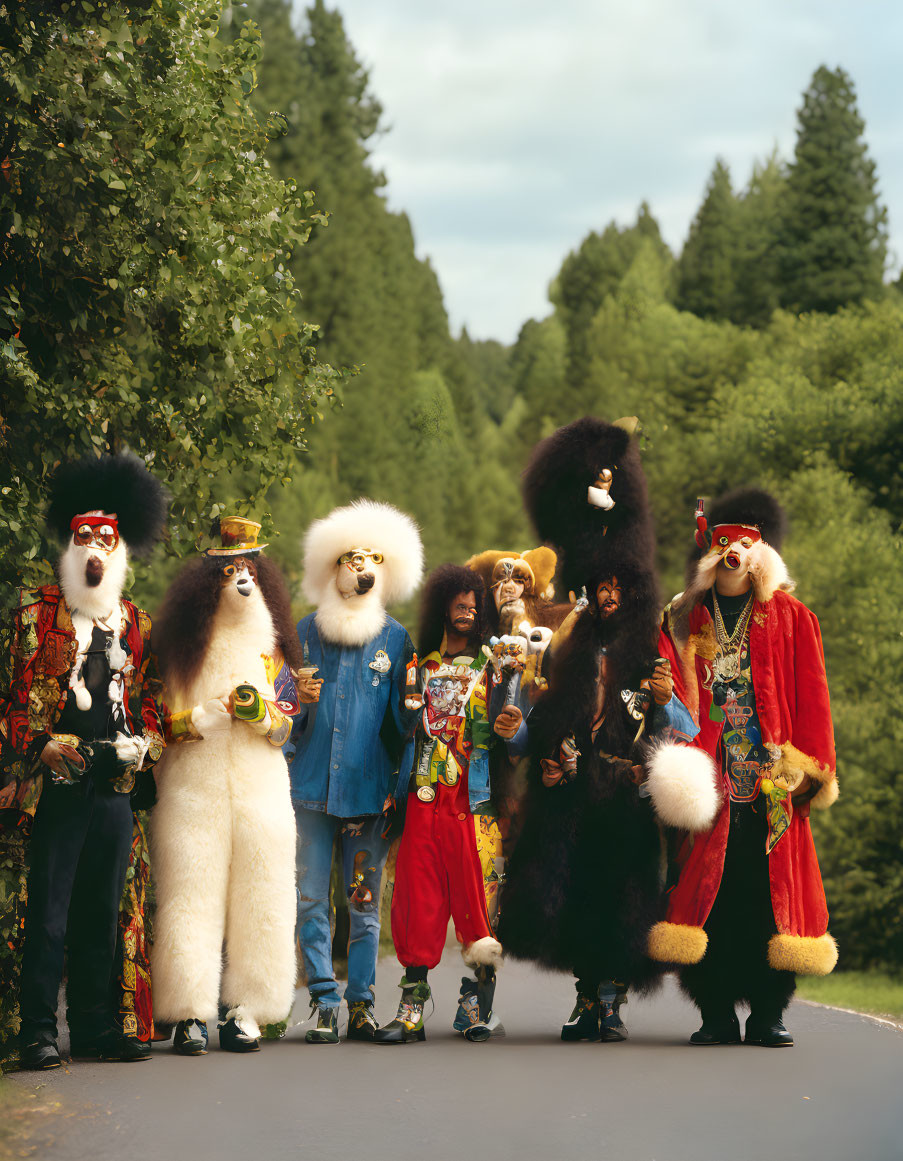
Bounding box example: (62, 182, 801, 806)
(0, 415, 839, 1071)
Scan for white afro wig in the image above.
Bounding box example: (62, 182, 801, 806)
(302, 499, 424, 606)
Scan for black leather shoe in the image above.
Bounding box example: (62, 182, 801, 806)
(745, 1016, 794, 1047)
(19, 1035, 62, 1071)
(219, 1016, 261, 1053)
(689, 1012, 742, 1045)
(70, 1032, 151, 1062)
(173, 1019, 209, 1056)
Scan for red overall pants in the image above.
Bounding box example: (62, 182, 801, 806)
(391, 773, 495, 969)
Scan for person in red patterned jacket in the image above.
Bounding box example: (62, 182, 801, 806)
(0, 453, 167, 1070)
(648, 489, 838, 1048)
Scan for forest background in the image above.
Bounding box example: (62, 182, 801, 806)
(1, 0, 901, 980)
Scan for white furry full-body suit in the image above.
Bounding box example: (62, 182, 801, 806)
(150, 582, 297, 1035)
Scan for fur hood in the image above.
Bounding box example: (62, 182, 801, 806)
(680, 540, 794, 611)
(302, 499, 423, 607)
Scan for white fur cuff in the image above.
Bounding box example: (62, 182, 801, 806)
(462, 936, 503, 970)
(646, 742, 720, 832)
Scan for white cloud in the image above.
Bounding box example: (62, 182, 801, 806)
(292, 0, 903, 341)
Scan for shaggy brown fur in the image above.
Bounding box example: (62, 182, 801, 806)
(500, 417, 665, 988)
(153, 553, 302, 690)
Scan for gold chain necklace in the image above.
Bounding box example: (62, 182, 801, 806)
(711, 589, 754, 682)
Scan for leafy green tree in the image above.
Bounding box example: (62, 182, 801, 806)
(0, 0, 331, 606)
(778, 65, 888, 314)
(675, 159, 739, 321)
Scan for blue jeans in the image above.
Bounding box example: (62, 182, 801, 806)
(294, 806, 391, 1009)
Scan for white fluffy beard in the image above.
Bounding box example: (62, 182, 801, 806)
(314, 579, 388, 647)
(58, 540, 129, 619)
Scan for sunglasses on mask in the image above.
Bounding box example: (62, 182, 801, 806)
(338, 550, 384, 567)
(70, 515, 120, 552)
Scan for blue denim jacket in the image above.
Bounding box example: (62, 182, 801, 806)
(286, 614, 415, 818)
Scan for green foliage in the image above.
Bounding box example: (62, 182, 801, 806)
(797, 970, 903, 1019)
(0, 0, 332, 606)
(777, 65, 888, 314)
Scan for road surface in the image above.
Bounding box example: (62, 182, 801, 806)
(7, 955, 902, 1161)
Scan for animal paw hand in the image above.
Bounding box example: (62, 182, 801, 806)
(112, 732, 149, 769)
(190, 697, 232, 737)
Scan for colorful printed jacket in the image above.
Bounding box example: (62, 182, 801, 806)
(401, 651, 495, 813)
(0, 584, 164, 816)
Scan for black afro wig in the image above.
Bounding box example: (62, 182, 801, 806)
(417, 564, 485, 657)
(686, 487, 788, 577)
(522, 416, 655, 596)
(47, 451, 169, 557)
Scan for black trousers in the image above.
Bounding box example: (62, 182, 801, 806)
(20, 775, 133, 1042)
(680, 802, 795, 1022)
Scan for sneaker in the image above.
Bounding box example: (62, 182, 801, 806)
(598, 984, 628, 1043)
(561, 990, 600, 1042)
(305, 1003, 339, 1044)
(346, 1001, 379, 1041)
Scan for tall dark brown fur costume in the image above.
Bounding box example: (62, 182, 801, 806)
(499, 416, 664, 986)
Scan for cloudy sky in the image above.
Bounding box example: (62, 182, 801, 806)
(294, 0, 902, 343)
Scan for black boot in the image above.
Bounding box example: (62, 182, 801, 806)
(374, 975, 430, 1043)
(305, 1003, 339, 1044)
(745, 1013, 794, 1047)
(689, 1007, 742, 1045)
(346, 1000, 379, 1041)
(598, 981, 628, 1043)
(19, 1032, 61, 1071)
(561, 983, 600, 1042)
(173, 1019, 209, 1056)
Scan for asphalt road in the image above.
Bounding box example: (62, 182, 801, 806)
(8, 956, 903, 1161)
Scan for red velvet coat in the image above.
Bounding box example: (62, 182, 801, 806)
(662, 589, 836, 950)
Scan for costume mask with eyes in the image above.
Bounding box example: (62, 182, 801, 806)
(684, 492, 794, 608)
(302, 500, 423, 648)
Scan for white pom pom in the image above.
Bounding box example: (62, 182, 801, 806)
(645, 742, 720, 832)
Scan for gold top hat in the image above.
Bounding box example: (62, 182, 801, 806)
(205, 516, 268, 556)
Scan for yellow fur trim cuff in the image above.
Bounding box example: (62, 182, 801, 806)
(767, 933, 838, 976)
(778, 742, 834, 786)
(647, 921, 708, 965)
(811, 777, 839, 810)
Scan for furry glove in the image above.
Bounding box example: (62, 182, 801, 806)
(112, 731, 150, 773)
(190, 698, 232, 738)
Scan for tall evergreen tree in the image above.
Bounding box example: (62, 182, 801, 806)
(551, 202, 673, 404)
(675, 159, 739, 321)
(778, 65, 887, 313)
(732, 153, 785, 327)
